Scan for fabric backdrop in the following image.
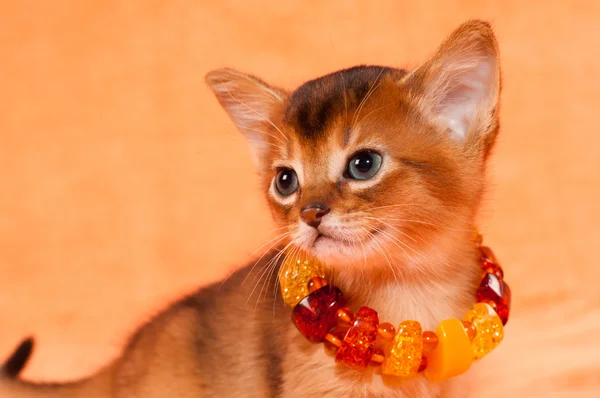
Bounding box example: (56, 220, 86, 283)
(1, 1, 599, 396)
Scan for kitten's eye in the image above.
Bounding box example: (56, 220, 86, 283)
(347, 151, 382, 180)
(275, 168, 299, 196)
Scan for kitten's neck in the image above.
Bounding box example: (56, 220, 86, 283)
(330, 232, 480, 329)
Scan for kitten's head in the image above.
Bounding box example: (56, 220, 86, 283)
(206, 21, 500, 273)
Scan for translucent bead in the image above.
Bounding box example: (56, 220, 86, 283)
(307, 276, 328, 293)
(370, 348, 385, 366)
(382, 320, 423, 377)
(476, 273, 511, 325)
(377, 322, 396, 341)
(422, 331, 439, 351)
(464, 303, 504, 360)
(336, 307, 353, 324)
(424, 318, 473, 383)
(335, 307, 379, 371)
(479, 246, 504, 279)
(292, 285, 345, 343)
(279, 250, 325, 307)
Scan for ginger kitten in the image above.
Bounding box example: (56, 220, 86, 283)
(1, 20, 501, 397)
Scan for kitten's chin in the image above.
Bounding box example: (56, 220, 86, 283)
(307, 233, 375, 268)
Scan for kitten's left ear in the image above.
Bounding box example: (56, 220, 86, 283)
(205, 68, 288, 171)
(405, 20, 501, 152)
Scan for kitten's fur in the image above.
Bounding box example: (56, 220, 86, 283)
(0, 20, 501, 397)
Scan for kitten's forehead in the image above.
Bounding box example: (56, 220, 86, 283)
(283, 66, 406, 141)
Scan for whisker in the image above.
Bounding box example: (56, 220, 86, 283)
(240, 232, 290, 287)
(218, 229, 289, 291)
(366, 228, 399, 285)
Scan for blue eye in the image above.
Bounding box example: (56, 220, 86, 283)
(275, 168, 299, 196)
(347, 151, 382, 180)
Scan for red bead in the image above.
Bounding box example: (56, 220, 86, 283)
(292, 285, 346, 343)
(476, 273, 511, 325)
(479, 246, 504, 279)
(335, 306, 379, 371)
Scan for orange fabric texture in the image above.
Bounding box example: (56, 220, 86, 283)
(0, 2, 599, 396)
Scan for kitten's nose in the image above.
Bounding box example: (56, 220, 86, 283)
(301, 204, 330, 228)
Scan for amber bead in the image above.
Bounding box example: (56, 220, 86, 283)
(377, 322, 396, 341)
(422, 331, 439, 351)
(424, 318, 473, 382)
(418, 356, 428, 372)
(473, 231, 483, 247)
(336, 307, 353, 324)
(279, 251, 325, 307)
(336, 307, 379, 371)
(370, 348, 385, 366)
(479, 246, 498, 264)
(464, 303, 504, 360)
(292, 285, 346, 343)
(307, 276, 328, 293)
(476, 273, 511, 325)
(461, 321, 477, 341)
(382, 320, 423, 377)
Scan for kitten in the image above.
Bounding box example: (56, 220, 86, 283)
(0, 20, 501, 397)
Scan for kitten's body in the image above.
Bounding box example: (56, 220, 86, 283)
(1, 21, 501, 397)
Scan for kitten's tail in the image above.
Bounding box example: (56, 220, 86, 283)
(1, 337, 113, 398)
(1, 337, 34, 379)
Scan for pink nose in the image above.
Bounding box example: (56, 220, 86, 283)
(301, 205, 330, 228)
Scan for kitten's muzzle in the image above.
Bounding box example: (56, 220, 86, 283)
(301, 204, 330, 228)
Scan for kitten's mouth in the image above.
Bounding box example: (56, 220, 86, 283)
(313, 229, 380, 247)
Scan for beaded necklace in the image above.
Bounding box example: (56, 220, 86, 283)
(278, 232, 511, 382)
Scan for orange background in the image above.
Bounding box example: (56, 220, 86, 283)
(1, 1, 599, 396)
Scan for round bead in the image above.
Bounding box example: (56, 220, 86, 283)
(464, 303, 504, 360)
(377, 322, 396, 341)
(418, 356, 428, 372)
(335, 307, 379, 371)
(422, 331, 439, 351)
(473, 231, 483, 247)
(307, 276, 328, 293)
(370, 348, 385, 366)
(336, 307, 353, 324)
(479, 246, 498, 264)
(279, 251, 325, 307)
(461, 321, 477, 341)
(382, 320, 423, 377)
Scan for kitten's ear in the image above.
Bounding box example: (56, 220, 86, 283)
(205, 68, 287, 170)
(405, 20, 501, 151)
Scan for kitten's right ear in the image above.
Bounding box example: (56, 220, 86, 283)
(205, 68, 288, 170)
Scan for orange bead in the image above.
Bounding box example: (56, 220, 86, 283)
(324, 327, 347, 356)
(382, 320, 423, 377)
(418, 356, 428, 372)
(473, 230, 483, 247)
(370, 348, 385, 366)
(377, 322, 396, 341)
(423, 331, 439, 351)
(335, 307, 379, 371)
(325, 333, 342, 348)
(461, 321, 477, 341)
(480, 246, 498, 264)
(424, 318, 473, 383)
(336, 307, 353, 324)
(307, 276, 328, 293)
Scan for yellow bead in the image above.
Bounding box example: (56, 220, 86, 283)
(382, 320, 423, 377)
(279, 249, 325, 307)
(464, 302, 504, 360)
(424, 318, 473, 383)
